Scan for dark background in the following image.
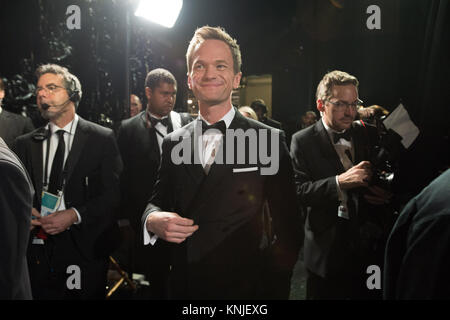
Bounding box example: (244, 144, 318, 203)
(1, 0, 449, 196)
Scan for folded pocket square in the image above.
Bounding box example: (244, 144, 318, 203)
(233, 167, 259, 173)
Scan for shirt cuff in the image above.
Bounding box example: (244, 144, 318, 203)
(143, 212, 158, 245)
(335, 175, 344, 201)
(71, 207, 82, 224)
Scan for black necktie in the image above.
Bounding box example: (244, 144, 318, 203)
(201, 120, 226, 135)
(150, 116, 169, 127)
(333, 130, 352, 144)
(48, 130, 65, 194)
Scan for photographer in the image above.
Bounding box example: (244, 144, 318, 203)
(290, 70, 395, 299)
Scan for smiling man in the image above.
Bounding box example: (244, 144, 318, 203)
(142, 26, 302, 299)
(290, 70, 393, 299)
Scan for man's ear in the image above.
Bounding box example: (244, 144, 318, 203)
(316, 99, 325, 112)
(187, 75, 192, 90)
(145, 87, 152, 100)
(233, 72, 242, 89)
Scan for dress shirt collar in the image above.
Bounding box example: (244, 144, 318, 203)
(147, 110, 170, 120)
(48, 114, 79, 136)
(321, 118, 352, 147)
(198, 106, 235, 129)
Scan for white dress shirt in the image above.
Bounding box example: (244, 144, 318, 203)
(43, 114, 81, 223)
(322, 118, 354, 219)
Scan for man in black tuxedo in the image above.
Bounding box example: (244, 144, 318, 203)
(14, 64, 122, 299)
(0, 77, 34, 148)
(142, 26, 302, 299)
(290, 70, 393, 299)
(0, 137, 33, 300)
(116, 68, 191, 298)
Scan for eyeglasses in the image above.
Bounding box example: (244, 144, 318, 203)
(326, 98, 363, 110)
(35, 84, 66, 96)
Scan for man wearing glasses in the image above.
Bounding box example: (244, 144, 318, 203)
(14, 64, 122, 299)
(290, 70, 392, 299)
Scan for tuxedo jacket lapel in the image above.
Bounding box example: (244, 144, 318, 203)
(315, 121, 345, 174)
(183, 120, 206, 184)
(65, 117, 88, 184)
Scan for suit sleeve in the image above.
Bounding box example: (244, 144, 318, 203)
(384, 199, 450, 299)
(141, 136, 174, 228)
(0, 161, 32, 299)
(115, 121, 131, 220)
(267, 131, 303, 270)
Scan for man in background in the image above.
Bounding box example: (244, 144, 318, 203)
(117, 68, 191, 298)
(0, 77, 34, 147)
(129, 94, 143, 118)
(291, 70, 393, 299)
(14, 64, 122, 299)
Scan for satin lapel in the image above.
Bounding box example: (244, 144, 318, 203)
(64, 117, 88, 184)
(315, 120, 345, 174)
(185, 120, 206, 186)
(31, 138, 44, 203)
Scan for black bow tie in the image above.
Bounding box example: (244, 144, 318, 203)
(201, 120, 226, 135)
(333, 130, 352, 143)
(150, 116, 169, 127)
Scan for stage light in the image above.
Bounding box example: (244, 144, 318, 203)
(134, 0, 183, 28)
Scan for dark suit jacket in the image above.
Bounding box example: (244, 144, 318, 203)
(0, 138, 33, 300)
(14, 116, 123, 268)
(117, 111, 192, 232)
(0, 109, 34, 148)
(384, 169, 450, 299)
(290, 120, 382, 278)
(142, 110, 302, 299)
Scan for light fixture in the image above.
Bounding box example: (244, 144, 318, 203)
(134, 0, 183, 28)
(187, 99, 193, 104)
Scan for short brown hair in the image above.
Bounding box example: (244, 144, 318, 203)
(316, 70, 359, 102)
(186, 26, 242, 74)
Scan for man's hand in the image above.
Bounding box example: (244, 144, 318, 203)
(146, 211, 199, 244)
(338, 161, 373, 190)
(40, 209, 78, 235)
(364, 185, 393, 205)
(30, 208, 42, 231)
